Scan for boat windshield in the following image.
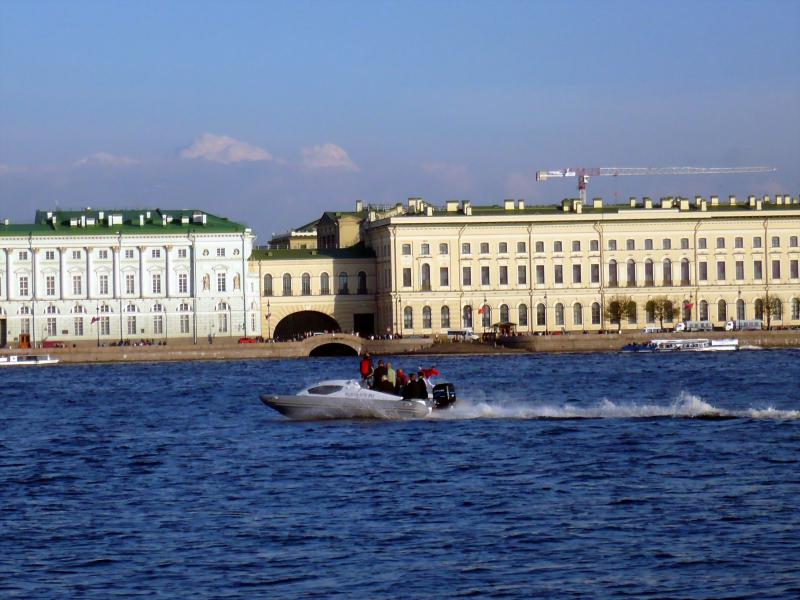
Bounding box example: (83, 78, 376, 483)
(307, 385, 344, 395)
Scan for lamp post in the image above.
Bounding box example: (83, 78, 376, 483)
(482, 295, 487, 337)
(544, 292, 548, 335)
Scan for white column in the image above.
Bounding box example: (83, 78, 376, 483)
(112, 247, 121, 297)
(5, 248, 11, 300)
(138, 246, 145, 299)
(165, 245, 172, 297)
(85, 247, 93, 299)
(59, 247, 67, 299)
(31, 248, 39, 299)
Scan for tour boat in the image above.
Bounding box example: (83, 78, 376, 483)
(0, 354, 61, 366)
(621, 338, 739, 353)
(261, 379, 457, 420)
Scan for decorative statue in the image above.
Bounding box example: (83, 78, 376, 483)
(233, 274, 241, 290)
(202, 274, 210, 291)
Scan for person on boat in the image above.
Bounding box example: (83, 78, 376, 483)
(359, 353, 373, 385)
(395, 368, 409, 395)
(386, 362, 396, 387)
(402, 373, 420, 399)
(371, 360, 387, 390)
(377, 374, 395, 394)
(416, 371, 430, 399)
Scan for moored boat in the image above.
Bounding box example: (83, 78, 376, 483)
(621, 338, 739, 353)
(0, 354, 61, 366)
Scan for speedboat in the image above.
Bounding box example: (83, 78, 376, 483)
(260, 379, 457, 420)
(621, 338, 739, 353)
(0, 354, 60, 366)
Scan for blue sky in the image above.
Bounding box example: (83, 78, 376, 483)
(1, 0, 798, 240)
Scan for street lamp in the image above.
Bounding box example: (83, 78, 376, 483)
(544, 292, 548, 335)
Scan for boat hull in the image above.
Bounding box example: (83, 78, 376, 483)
(260, 394, 432, 420)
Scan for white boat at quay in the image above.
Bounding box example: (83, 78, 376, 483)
(0, 354, 60, 366)
(621, 338, 739, 353)
(261, 379, 457, 420)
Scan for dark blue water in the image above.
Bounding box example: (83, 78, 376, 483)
(2, 351, 799, 598)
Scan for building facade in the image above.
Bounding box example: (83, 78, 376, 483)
(0, 209, 260, 347)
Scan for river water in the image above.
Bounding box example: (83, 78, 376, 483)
(2, 351, 799, 598)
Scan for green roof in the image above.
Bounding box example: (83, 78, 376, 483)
(250, 246, 375, 261)
(0, 208, 248, 236)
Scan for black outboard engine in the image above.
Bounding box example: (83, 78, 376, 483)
(431, 383, 457, 410)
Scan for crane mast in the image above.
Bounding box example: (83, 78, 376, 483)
(536, 166, 776, 204)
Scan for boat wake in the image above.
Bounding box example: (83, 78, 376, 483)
(430, 391, 800, 421)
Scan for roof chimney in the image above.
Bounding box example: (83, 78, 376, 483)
(504, 199, 515, 211)
(355, 199, 364, 213)
(517, 199, 525, 210)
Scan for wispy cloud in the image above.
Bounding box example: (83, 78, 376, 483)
(0, 163, 27, 175)
(74, 152, 139, 168)
(180, 133, 272, 165)
(422, 162, 471, 191)
(301, 143, 359, 172)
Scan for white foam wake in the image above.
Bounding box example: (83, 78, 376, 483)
(429, 391, 800, 421)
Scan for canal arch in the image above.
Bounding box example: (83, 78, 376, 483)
(309, 342, 359, 357)
(273, 310, 340, 340)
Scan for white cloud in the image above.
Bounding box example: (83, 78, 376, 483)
(180, 133, 272, 165)
(422, 162, 471, 191)
(0, 163, 27, 175)
(74, 152, 139, 167)
(301, 143, 359, 172)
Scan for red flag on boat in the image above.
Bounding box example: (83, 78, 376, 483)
(421, 367, 440, 379)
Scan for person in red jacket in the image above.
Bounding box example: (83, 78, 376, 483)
(359, 352, 374, 385)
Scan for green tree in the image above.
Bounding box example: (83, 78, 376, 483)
(757, 293, 782, 329)
(604, 295, 636, 332)
(649, 295, 677, 329)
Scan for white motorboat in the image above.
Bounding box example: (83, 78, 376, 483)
(621, 338, 739, 353)
(0, 354, 60, 366)
(261, 379, 457, 420)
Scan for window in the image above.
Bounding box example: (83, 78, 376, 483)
(573, 241, 581, 252)
(755, 299, 764, 320)
(263, 274, 273, 297)
(736, 299, 745, 321)
(404, 306, 413, 329)
(302, 273, 311, 295)
(357, 271, 367, 294)
(125, 249, 134, 259)
(45, 250, 55, 260)
(440, 267, 449, 287)
(626, 239, 635, 251)
(421, 264, 431, 290)
(536, 265, 545, 285)
(320, 273, 330, 295)
(180, 312, 190, 334)
(152, 273, 162, 294)
(699, 261, 708, 281)
(282, 273, 292, 296)
(554, 265, 563, 284)
(517, 241, 526, 253)
(663, 238, 672, 250)
(628, 302, 637, 324)
(480, 242, 489, 254)
(217, 307, 228, 334)
(481, 266, 490, 286)
(152, 249, 162, 258)
(735, 237, 744, 249)
(590, 240, 599, 252)
(698, 238, 707, 250)
(124, 273, 134, 295)
(499, 242, 508, 254)
(717, 300, 727, 322)
(72, 250, 81, 259)
(462, 266, 472, 286)
(645, 239, 653, 250)
(791, 260, 799, 279)
(736, 261, 744, 280)
(608, 260, 618, 287)
(591, 302, 601, 325)
(216, 248, 225, 257)
(518, 304, 528, 326)
(517, 265, 527, 285)
(790, 236, 798, 248)
(461, 242, 471, 255)
(153, 314, 163, 335)
(127, 316, 137, 335)
(217, 272, 226, 292)
(569, 303, 581, 326)
(555, 303, 564, 326)
(753, 236, 762, 249)
(47, 317, 57, 336)
(646, 301, 655, 323)
(772, 260, 781, 279)
(535, 241, 544, 253)
(421, 243, 430, 255)
(178, 248, 187, 258)
(716, 261, 726, 281)
(177, 273, 187, 294)
(439, 243, 448, 255)
(772, 236, 780, 248)
(72, 275, 82, 295)
(608, 240, 617, 251)
(663, 259, 672, 286)
(441, 306, 451, 328)
(681, 238, 689, 250)
(754, 260, 763, 280)
(554, 241, 563, 253)
(463, 306, 473, 329)
(338, 272, 349, 294)
(573, 264, 582, 284)
(499, 265, 508, 285)
(481, 305, 491, 328)
(46, 275, 56, 296)
(792, 298, 800, 320)
(591, 264, 599, 284)
(716, 237, 725, 249)
(500, 304, 509, 323)
(74, 317, 84, 336)
(699, 300, 709, 321)
(626, 260, 636, 286)
(422, 306, 432, 329)
(536, 303, 546, 326)
(99, 274, 109, 295)
(402, 244, 411, 256)
(645, 260, 654, 286)
(680, 259, 690, 285)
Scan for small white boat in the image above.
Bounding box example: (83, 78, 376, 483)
(0, 354, 60, 366)
(261, 379, 457, 420)
(622, 338, 739, 353)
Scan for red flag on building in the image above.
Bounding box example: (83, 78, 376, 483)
(477, 306, 486, 314)
(91, 316, 99, 324)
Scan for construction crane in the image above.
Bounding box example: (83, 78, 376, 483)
(535, 166, 776, 204)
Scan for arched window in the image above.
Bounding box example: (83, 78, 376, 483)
(19, 305, 31, 315)
(627, 259, 636, 287)
(441, 306, 450, 328)
(217, 301, 229, 333)
(125, 303, 137, 313)
(755, 299, 764, 320)
(462, 305, 473, 329)
(320, 272, 330, 295)
(608, 260, 618, 287)
(263, 274, 273, 297)
(422, 306, 432, 329)
(46, 305, 59, 314)
(681, 259, 690, 285)
(420, 264, 431, 291)
(774, 299, 782, 321)
(555, 303, 564, 326)
(736, 299, 745, 321)
(665, 301, 674, 323)
(682, 300, 691, 321)
(357, 271, 367, 294)
(152, 303, 163, 312)
(717, 299, 727, 322)
(500, 304, 509, 323)
(403, 306, 413, 330)
(646, 301, 655, 323)
(791, 298, 800, 320)
(663, 259, 673, 286)
(573, 303, 583, 326)
(591, 302, 601, 325)
(301, 273, 311, 296)
(282, 273, 292, 296)
(338, 272, 349, 294)
(645, 259, 654, 286)
(178, 303, 189, 312)
(628, 302, 637, 324)
(518, 304, 528, 327)
(481, 305, 491, 328)
(72, 304, 86, 314)
(700, 300, 709, 321)
(537, 303, 546, 326)
(608, 301, 620, 325)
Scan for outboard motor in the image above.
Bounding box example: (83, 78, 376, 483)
(431, 383, 457, 410)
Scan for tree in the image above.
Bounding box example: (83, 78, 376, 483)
(604, 295, 636, 332)
(649, 295, 678, 329)
(757, 293, 782, 329)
